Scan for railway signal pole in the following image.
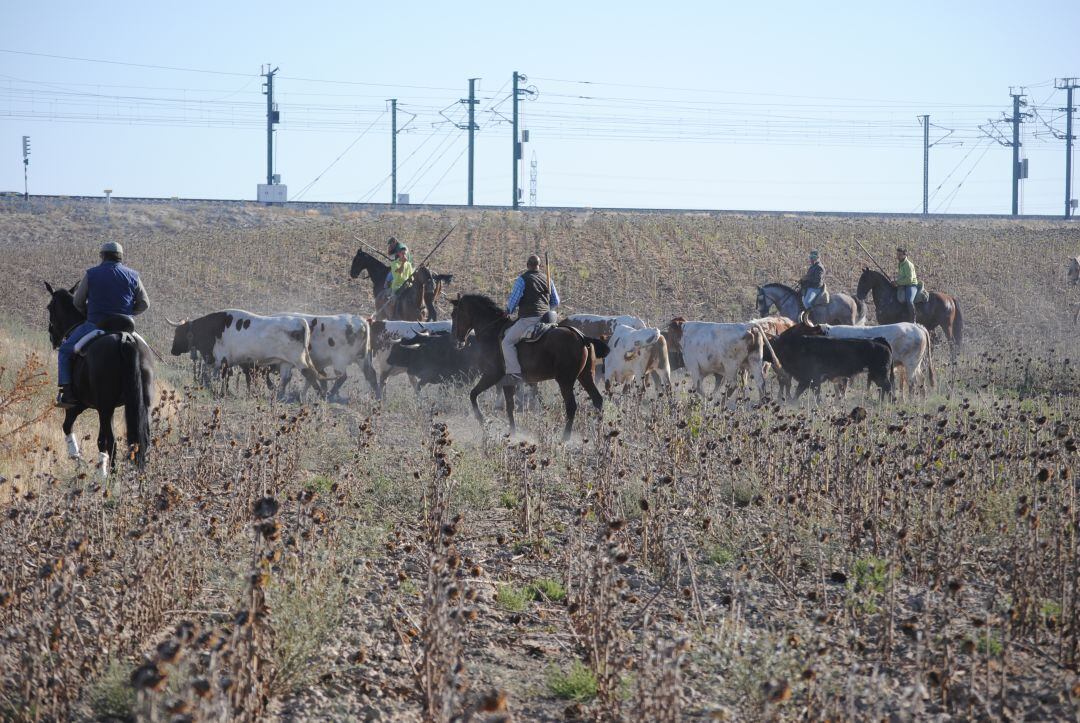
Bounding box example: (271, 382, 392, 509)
(21, 135, 30, 200)
(1057, 78, 1079, 219)
(262, 66, 279, 186)
(510, 72, 537, 209)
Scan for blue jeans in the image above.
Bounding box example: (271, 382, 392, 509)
(58, 321, 97, 385)
(897, 286, 917, 304)
(802, 288, 820, 309)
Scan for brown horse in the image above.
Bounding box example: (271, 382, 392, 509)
(856, 269, 963, 348)
(348, 249, 453, 321)
(450, 294, 608, 441)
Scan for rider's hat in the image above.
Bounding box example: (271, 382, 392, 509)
(809, 250, 819, 259)
(100, 241, 124, 259)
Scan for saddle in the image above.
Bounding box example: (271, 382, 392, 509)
(73, 315, 146, 356)
(915, 285, 929, 304)
(810, 283, 831, 307)
(521, 322, 557, 343)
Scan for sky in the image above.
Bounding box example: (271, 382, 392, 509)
(1, 0, 1077, 214)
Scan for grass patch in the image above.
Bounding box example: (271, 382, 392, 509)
(706, 544, 735, 566)
(527, 578, 566, 602)
(86, 660, 136, 720)
(547, 660, 598, 701)
(496, 584, 530, 612)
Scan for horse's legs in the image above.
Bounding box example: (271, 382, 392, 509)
(558, 378, 578, 442)
(97, 407, 114, 477)
(503, 385, 517, 436)
(470, 373, 500, 424)
(578, 365, 604, 412)
(63, 406, 85, 459)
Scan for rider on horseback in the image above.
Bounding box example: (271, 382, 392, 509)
(895, 247, 919, 322)
(383, 238, 415, 316)
(56, 241, 150, 408)
(799, 250, 825, 311)
(501, 254, 560, 387)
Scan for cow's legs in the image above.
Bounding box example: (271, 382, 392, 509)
(326, 374, 348, 402)
(63, 406, 86, 459)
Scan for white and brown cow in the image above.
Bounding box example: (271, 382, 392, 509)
(368, 319, 452, 398)
(603, 324, 671, 392)
(168, 310, 322, 398)
(665, 317, 774, 399)
(275, 313, 377, 400)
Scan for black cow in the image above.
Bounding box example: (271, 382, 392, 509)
(765, 326, 894, 401)
(386, 332, 481, 389)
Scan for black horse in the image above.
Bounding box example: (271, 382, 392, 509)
(348, 249, 453, 321)
(45, 282, 152, 476)
(449, 294, 607, 441)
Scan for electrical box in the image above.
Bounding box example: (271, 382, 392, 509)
(257, 184, 287, 204)
(1018, 158, 1029, 179)
(271, 174, 281, 184)
(397, 194, 410, 204)
(521, 129, 530, 142)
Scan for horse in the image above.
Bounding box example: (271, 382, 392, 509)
(855, 268, 963, 348)
(44, 282, 153, 478)
(449, 294, 608, 441)
(348, 249, 453, 321)
(756, 282, 866, 326)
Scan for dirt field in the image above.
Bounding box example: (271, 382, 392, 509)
(2, 198, 1080, 721)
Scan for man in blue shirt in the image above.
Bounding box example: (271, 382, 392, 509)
(56, 241, 150, 408)
(501, 254, 560, 387)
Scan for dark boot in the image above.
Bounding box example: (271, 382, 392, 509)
(55, 385, 78, 409)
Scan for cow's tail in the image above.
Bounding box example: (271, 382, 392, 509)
(952, 300, 963, 346)
(854, 296, 868, 326)
(120, 336, 150, 469)
(923, 325, 936, 389)
(587, 337, 611, 360)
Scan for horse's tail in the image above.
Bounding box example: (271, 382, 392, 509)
(854, 296, 868, 326)
(587, 337, 610, 359)
(952, 299, 963, 346)
(120, 336, 150, 469)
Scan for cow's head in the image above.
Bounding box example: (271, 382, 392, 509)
(166, 318, 192, 355)
(665, 317, 686, 350)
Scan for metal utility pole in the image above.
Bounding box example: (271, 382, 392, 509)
(512, 71, 521, 208)
(390, 99, 397, 206)
(1009, 90, 1026, 216)
(459, 79, 480, 205)
(262, 66, 279, 185)
(1057, 78, 1079, 218)
(21, 135, 30, 200)
(920, 115, 929, 214)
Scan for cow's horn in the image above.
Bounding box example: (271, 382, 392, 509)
(165, 317, 183, 327)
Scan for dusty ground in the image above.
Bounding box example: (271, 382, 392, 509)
(1, 199, 1080, 721)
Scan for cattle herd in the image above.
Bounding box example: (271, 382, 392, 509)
(163, 287, 941, 416)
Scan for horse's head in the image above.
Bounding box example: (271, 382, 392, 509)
(350, 249, 385, 280)
(44, 281, 83, 349)
(855, 268, 877, 301)
(755, 286, 771, 317)
(449, 295, 470, 345)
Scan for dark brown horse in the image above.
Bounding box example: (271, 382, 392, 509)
(450, 294, 608, 441)
(856, 269, 963, 348)
(348, 249, 452, 321)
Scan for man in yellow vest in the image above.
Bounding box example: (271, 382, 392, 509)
(382, 238, 415, 317)
(895, 247, 918, 323)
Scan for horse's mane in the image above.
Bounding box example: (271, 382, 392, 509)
(860, 268, 893, 286)
(353, 249, 389, 272)
(458, 293, 506, 318)
(761, 282, 796, 294)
